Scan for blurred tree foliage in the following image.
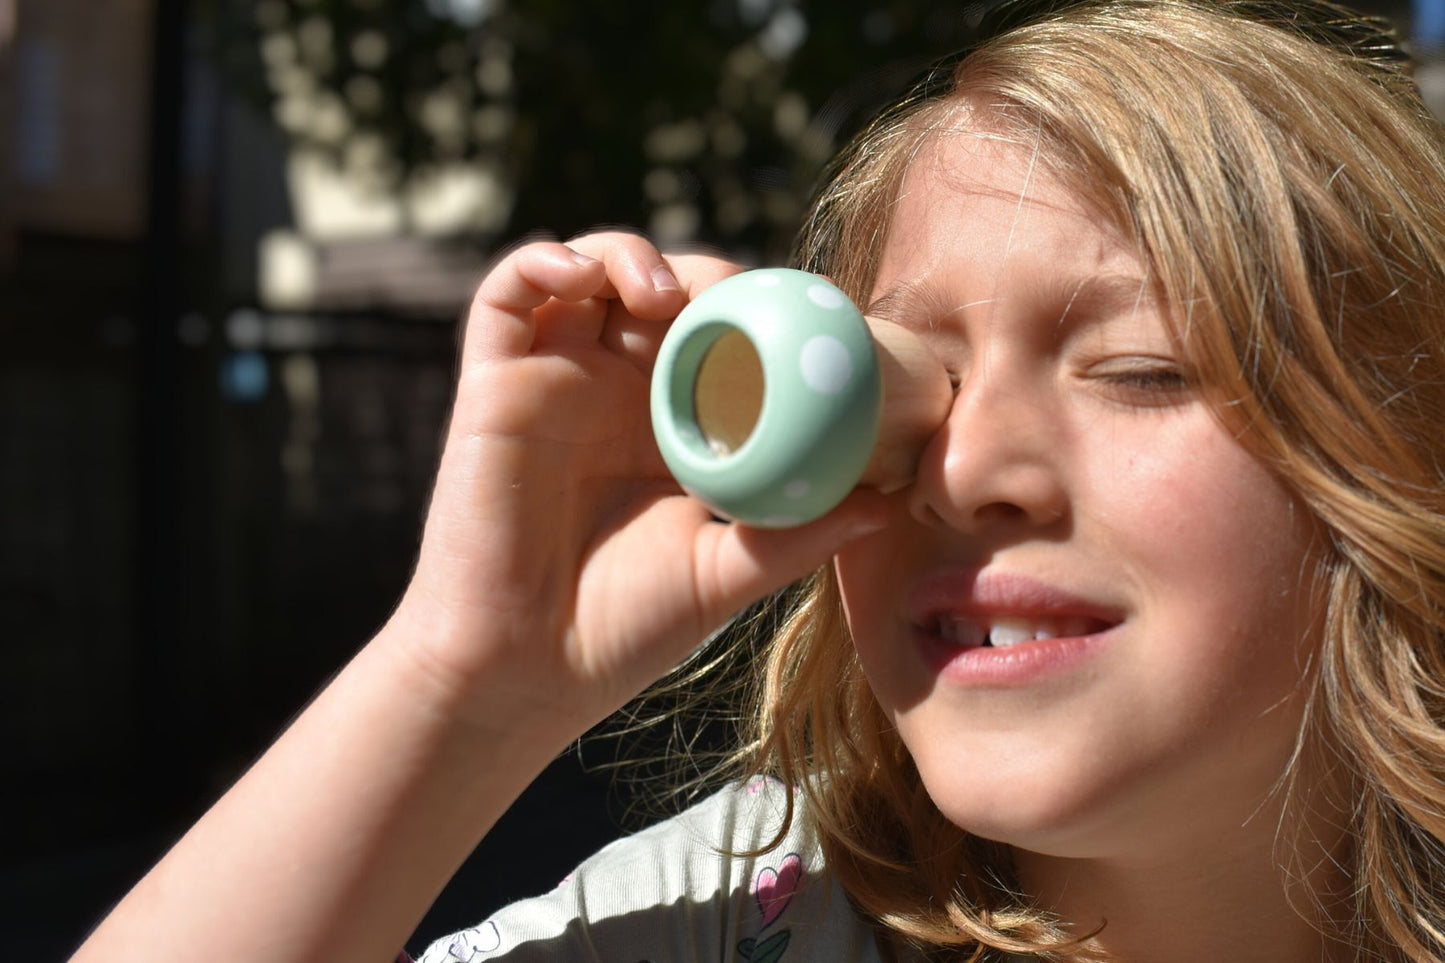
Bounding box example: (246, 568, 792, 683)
(206, 0, 1004, 261)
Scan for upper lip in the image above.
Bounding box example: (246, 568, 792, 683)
(906, 567, 1125, 631)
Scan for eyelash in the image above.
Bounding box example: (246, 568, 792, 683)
(1090, 359, 1193, 403)
(1104, 367, 1188, 390)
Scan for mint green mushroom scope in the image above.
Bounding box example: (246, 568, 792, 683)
(649, 268, 882, 528)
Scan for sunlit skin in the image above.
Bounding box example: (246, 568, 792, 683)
(835, 126, 1336, 958)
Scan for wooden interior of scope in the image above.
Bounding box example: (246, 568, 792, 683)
(692, 329, 764, 456)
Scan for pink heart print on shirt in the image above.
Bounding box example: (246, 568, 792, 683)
(753, 853, 804, 930)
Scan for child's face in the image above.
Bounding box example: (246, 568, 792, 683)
(834, 127, 1325, 861)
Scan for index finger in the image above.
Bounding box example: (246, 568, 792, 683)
(663, 251, 750, 300)
(597, 251, 750, 371)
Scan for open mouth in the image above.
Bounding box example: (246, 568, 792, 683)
(933, 614, 1116, 649)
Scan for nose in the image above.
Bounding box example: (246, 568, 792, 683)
(908, 360, 1070, 534)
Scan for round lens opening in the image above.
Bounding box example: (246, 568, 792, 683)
(693, 328, 764, 457)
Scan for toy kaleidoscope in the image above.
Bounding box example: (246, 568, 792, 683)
(649, 268, 882, 527)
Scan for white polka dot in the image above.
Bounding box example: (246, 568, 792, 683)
(754, 273, 782, 287)
(799, 335, 854, 395)
(806, 283, 848, 310)
(784, 479, 810, 499)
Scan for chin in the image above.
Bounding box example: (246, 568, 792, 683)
(915, 758, 1142, 860)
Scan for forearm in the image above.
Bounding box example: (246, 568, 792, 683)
(67, 234, 879, 963)
(70, 618, 575, 963)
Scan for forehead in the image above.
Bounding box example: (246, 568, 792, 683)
(877, 123, 1142, 289)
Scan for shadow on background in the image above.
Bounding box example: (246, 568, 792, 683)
(0, 0, 1428, 956)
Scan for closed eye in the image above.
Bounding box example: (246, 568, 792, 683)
(1087, 358, 1193, 405)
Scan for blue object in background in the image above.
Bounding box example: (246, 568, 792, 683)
(220, 350, 270, 403)
(1416, 0, 1445, 50)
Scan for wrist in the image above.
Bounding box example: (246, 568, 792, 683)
(372, 595, 599, 761)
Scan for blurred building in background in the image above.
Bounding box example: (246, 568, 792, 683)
(0, 0, 1432, 956)
(0, 2, 492, 953)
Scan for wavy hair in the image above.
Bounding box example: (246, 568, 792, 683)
(702, 2, 1445, 959)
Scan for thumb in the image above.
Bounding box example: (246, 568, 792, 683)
(693, 488, 892, 629)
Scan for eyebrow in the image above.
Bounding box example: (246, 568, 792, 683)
(865, 280, 984, 330)
(1053, 273, 1159, 329)
(866, 272, 1158, 331)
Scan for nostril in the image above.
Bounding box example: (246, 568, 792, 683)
(913, 501, 948, 529)
(975, 502, 1029, 523)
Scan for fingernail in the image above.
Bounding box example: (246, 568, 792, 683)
(570, 250, 599, 267)
(651, 264, 681, 293)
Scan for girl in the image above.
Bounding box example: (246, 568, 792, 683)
(72, 1, 1445, 961)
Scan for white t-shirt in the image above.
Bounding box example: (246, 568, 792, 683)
(415, 777, 902, 963)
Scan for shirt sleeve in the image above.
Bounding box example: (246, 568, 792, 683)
(413, 778, 886, 963)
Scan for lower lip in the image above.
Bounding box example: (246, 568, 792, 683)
(918, 628, 1114, 687)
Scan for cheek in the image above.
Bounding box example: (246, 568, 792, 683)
(834, 543, 888, 649)
(1094, 423, 1323, 685)
(1092, 421, 1307, 587)
(834, 536, 916, 697)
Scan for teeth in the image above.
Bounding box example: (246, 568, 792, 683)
(988, 617, 1035, 648)
(939, 615, 1103, 647)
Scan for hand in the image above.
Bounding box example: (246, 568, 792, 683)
(388, 232, 888, 740)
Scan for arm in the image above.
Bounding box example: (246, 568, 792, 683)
(70, 234, 887, 963)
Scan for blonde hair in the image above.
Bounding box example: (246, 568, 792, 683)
(714, 2, 1445, 959)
